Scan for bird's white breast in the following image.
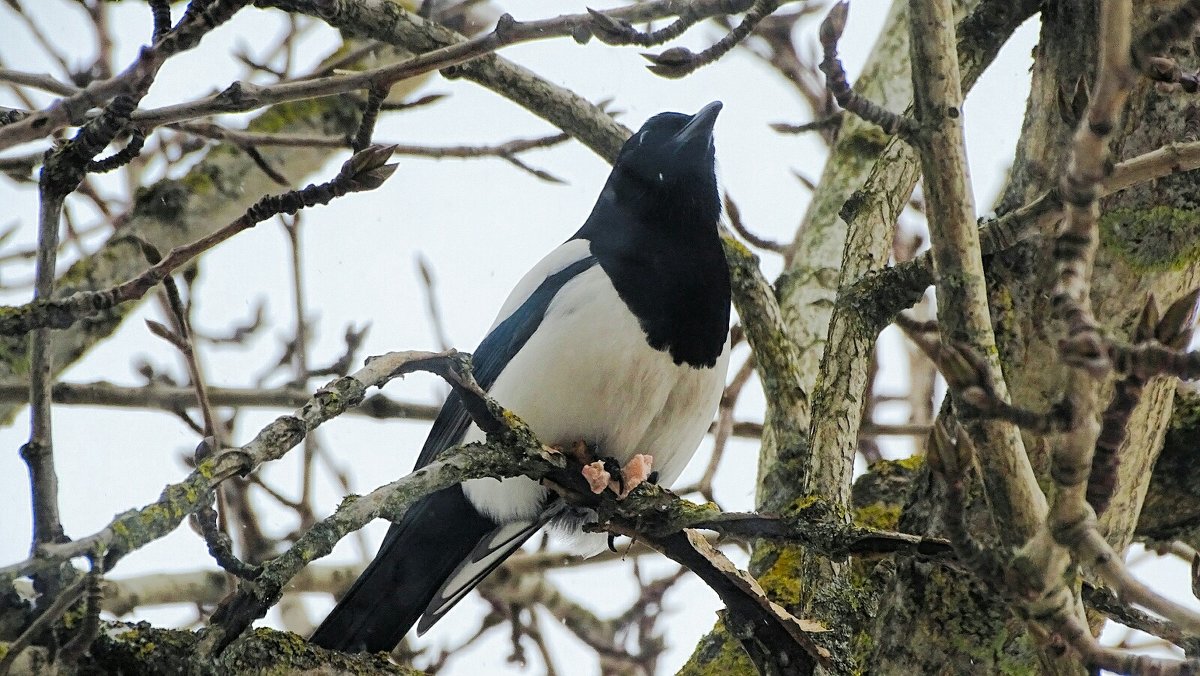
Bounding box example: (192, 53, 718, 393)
(461, 240, 729, 523)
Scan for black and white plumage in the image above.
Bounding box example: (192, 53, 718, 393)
(309, 102, 732, 653)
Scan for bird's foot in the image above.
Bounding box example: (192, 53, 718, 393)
(581, 460, 614, 494)
(619, 454, 654, 497)
(581, 454, 654, 499)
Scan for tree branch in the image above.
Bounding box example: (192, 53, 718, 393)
(261, 0, 632, 161)
(0, 145, 397, 336)
(843, 135, 1200, 329)
(0, 0, 252, 150)
(908, 0, 1046, 542)
(0, 349, 459, 585)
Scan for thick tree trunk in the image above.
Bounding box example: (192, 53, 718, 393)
(866, 1, 1200, 673)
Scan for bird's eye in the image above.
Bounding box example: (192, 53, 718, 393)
(636, 131, 648, 146)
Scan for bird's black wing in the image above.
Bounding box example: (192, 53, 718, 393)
(310, 253, 597, 652)
(307, 483, 495, 652)
(413, 254, 598, 468)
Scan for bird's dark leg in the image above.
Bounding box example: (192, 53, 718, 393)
(602, 457, 624, 496)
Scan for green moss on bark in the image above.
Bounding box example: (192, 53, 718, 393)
(1100, 206, 1200, 272)
(72, 622, 419, 675)
(675, 619, 757, 676)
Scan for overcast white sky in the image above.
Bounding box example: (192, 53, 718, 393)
(5, 2, 1184, 673)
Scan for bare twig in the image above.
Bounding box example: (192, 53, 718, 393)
(1107, 139, 1200, 193)
(770, 113, 844, 136)
(0, 339, 944, 671)
(304, 325, 369, 380)
(0, 68, 79, 96)
(1040, 0, 1131, 611)
(1074, 528, 1200, 636)
(0, 380, 440, 419)
(54, 4, 691, 143)
(351, 84, 386, 153)
(87, 129, 146, 173)
(148, 0, 171, 44)
(819, 2, 916, 138)
(845, 134, 1200, 327)
(724, 193, 786, 253)
(264, 0, 629, 162)
(192, 490, 263, 581)
(1088, 290, 1198, 515)
(0, 145, 399, 336)
(4, 1, 73, 78)
(925, 422, 1007, 588)
(151, 262, 266, 580)
(167, 120, 571, 159)
(0, 0, 252, 150)
(1084, 585, 1200, 655)
(58, 556, 107, 665)
(1111, 343, 1200, 381)
(1027, 0, 1200, 653)
(0, 349, 462, 585)
(192, 302, 266, 344)
(641, 0, 782, 79)
(23, 175, 68, 552)
(744, 8, 830, 124)
(1051, 0, 1134, 375)
(240, 144, 289, 186)
(928, 423, 1200, 673)
(416, 254, 453, 352)
(279, 212, 321, 516)
(153, 262, 220, 446)
(895, 314, 1075, 435)
(586, 6, 703, 47)
(9, 2, 261, 571)
(199, 353, 552, 654)
(22, 94, 144, 571)
(609, 527, 829, 673)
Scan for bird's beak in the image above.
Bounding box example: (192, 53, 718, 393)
(673, 101, 722, 148)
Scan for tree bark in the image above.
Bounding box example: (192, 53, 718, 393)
(865, 1, 1200, 673)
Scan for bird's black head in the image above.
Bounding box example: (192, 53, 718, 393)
(604, 101, 722, 225)
(575, 102, 730, 368)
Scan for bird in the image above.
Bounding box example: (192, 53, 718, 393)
(309, 101, 732, 653)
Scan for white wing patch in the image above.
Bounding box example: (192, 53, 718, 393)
(417, 519, 545, 635)
(487, 238, 594, 332)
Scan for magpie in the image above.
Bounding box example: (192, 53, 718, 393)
(309, 101, 732, 653)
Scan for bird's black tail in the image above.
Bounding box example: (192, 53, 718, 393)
(308, 486, 496, 653)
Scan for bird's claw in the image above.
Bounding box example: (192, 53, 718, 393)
(578, 452, 654, 499)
